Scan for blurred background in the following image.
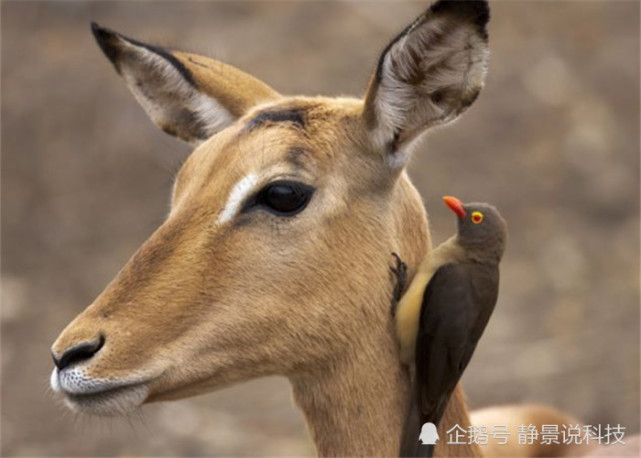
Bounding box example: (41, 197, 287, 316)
(1, 1, 639, 456)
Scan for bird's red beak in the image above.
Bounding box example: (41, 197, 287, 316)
(443, 196, 466, 218)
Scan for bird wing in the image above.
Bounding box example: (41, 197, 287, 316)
(415, 262, 498, 424)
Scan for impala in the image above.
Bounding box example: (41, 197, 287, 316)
(50, 1, 575, 455)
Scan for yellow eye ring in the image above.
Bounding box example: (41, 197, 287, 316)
(471, 211, 484, 224)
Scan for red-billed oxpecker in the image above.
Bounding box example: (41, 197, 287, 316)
(396, 196, 507, 457)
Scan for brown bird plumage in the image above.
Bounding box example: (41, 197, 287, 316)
(398, 196, 507, 457)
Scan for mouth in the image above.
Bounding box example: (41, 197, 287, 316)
(62, 382, 150, 416)
(51, 367, 152, 416)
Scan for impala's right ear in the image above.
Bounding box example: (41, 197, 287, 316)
(363, 0, 490, 166)
(91, 23, 280, 145)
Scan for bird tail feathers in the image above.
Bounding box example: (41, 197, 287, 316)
(399, 385, 434, 457)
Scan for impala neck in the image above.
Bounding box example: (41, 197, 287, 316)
(290, 325, 482, 457)
(291, 326, 409, 456)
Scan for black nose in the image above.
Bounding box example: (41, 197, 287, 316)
(52, 335, 105, 371)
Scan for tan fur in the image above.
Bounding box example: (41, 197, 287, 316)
(174, 51, 280, 117)
(52, 7, 570, 457)
(51, 94, 441, 455)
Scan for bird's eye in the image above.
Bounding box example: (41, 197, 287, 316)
(254, 180, 314, 216)
(471, 211, 484, 224)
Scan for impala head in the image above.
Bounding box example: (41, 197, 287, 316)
(51, 0, 490, 415)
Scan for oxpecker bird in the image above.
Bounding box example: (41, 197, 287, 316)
(396, 196, 507, 457)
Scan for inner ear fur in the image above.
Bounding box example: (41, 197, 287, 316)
(91, 23, 280, 145)
(363, 0, 490, 163)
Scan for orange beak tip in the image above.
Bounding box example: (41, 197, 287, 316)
(442, 195, 466, 218)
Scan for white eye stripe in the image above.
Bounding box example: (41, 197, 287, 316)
(217, 173, 259, 225)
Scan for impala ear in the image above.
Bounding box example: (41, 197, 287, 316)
(91, 23, 280, 145)
(363, 0, 490, 165)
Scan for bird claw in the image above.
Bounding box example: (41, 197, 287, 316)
(390, 252, 408, 317)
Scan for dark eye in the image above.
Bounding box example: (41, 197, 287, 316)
(254, 181, 314, 216)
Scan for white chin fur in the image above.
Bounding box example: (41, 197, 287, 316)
(63, 383, 149, 416)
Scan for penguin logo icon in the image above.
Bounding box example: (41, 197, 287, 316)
(418, 422, 439, 445)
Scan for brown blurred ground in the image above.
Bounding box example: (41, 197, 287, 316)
(1, 1, 639, 456)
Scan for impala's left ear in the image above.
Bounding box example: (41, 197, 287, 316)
(363, 0, 490, 166)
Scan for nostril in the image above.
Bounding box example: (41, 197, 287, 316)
(52, 335, 105, 371)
